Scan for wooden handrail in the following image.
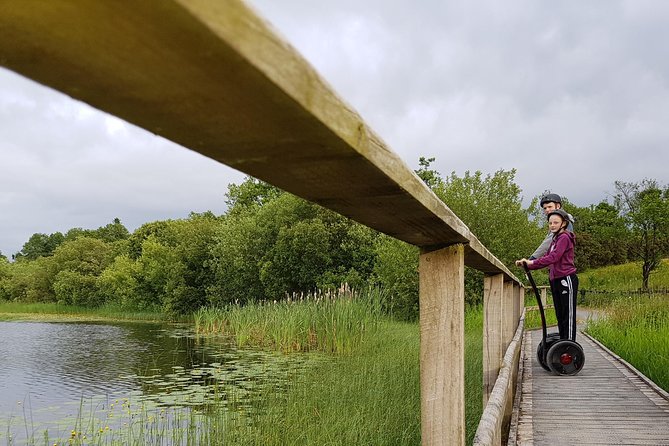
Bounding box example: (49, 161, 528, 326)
(0, 2, 526, 444)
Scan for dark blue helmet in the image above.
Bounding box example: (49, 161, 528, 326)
(540, 193, 562, 207)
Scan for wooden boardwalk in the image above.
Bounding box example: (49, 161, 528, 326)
(510, 329, 669, 445)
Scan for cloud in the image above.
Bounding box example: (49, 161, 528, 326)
(0, 69, 244, 257)
(246, 0, 669, 206)
(2, 0, 669, 256)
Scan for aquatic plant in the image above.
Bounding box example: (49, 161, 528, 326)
(195, 285, 386, 354)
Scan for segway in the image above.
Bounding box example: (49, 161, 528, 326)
(523, 263, 585, 376)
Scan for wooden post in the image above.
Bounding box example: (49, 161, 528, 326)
(503, 281, 515, 346)
(541, 287, 548, 307)
(512, 284, 522, 329)
(419, 244, 465, 446)
(483, 273, 504, 407)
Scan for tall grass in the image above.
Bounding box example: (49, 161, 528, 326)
(523, 307, 558, 330)
(217, 306, 485, 446)
(194, 285, 385, 354)
(586, 295, 669, 392)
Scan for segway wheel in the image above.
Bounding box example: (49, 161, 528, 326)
(546, 340, 585, 376)
(536, 342, 551, 371)
(536, 333, 560, 372)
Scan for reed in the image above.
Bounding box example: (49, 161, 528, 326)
(195, 285, 385, 354)
(217, 306, 485, 445)
(4, 395, 220, 445)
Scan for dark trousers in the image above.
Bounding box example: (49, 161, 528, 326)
(549, 273, 578, 341)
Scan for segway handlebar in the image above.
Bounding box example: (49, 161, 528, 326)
(522, 262, 549, 342)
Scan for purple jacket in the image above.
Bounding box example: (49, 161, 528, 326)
(528, 231, 576, 280)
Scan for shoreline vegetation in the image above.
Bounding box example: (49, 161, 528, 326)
(0, 287, 482, 445)
(2, 263, 668, 444)
(194, 285, 384, 354)
(0, 302, 169, 323)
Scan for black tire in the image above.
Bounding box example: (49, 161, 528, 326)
(546, 340, 586, 376)
(536, 333, 560, 372)
(536, 341, 551, 371)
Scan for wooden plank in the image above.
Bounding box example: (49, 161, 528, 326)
(510, 330, 669, 445)
(503, 281, 515, 346)
(483, 274, 504, 406)
(419, 244, 465, 446)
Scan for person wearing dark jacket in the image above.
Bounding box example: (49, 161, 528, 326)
(516, 208, 578, 341)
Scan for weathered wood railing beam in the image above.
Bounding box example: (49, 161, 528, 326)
(0, 2, 527, 445)
(0, 0, 519, 282)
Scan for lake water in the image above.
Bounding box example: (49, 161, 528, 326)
(0, 320, 318, 444)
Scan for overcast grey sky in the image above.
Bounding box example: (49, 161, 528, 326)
(2, 0, 668, 257)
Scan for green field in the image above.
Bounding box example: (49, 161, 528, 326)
(579, 259, 669, 291)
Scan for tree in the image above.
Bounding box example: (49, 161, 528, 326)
(0, 256, 11, 300)
(433, 168, 543, 267)
(411, 160, 545, 308)
(569, 201, 629, 270)
(92, 218, 131, 243)
(260, 219, 332, 297)
(97, 254, 142, 309)
(127, 220, 172, 260)
(614, 179, 669, 289)
(225, 176, 283, 215)
(415, 156, 443, 190)
(372, 235, 419, 320)
(0, 256, 55, 302)
(48, 237, 115, 306)
(53, 270, 100, 306)
(211, 182, 379, 304)
(16, 232, 65, 260)
(208, 213, 268, 305)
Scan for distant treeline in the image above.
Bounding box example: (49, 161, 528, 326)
(0, 159, 666, 319)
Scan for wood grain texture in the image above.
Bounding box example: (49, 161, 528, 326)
(483, 274, 505, 407)
(510, 330, 669, 445)
(0, 0, 520, 280)
(419, 245, 465, 446)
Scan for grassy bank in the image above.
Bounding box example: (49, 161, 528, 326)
(0, 301, 166, 322)
(193, 287, 483, 443)
(579, 259, 669, 291)
(576, 259, 669, 391)
(586, 295, 669, 391)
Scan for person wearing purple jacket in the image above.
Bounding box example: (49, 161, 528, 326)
(516, 208, 578, 341)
